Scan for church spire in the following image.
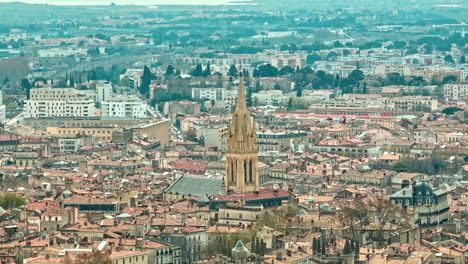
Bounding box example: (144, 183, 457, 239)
(225, 73, 259, 193)
(235, 72, 247, 113)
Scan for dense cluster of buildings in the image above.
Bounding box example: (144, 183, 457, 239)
(0, 3, 466, 264)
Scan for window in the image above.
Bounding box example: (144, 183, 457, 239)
(231, 161, 235, 183)
(244, 160, 248, 183)
(249, 160, 253, 183)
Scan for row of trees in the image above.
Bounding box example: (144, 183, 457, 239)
(369, 156, 447, 175)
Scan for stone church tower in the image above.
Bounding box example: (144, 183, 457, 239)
(225, 74, 259, 193)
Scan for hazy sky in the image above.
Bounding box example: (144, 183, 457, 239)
(0, 0, 248, 5)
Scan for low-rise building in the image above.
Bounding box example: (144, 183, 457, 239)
(382, 96, 438, 112)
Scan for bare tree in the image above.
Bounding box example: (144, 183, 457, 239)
(64, 250, 112, 264)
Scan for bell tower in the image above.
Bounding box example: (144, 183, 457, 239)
(225, 74, 259, 193)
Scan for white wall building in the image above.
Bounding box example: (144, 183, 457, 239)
(444, 83, 468, 100)
(101, 95, 146, 119)
(252, 90, 288, 106)
(0, 91, 6, 123)
(96, 81, 113, 102)
(25, 88, 96, 118)
(192, 87, 238, 106)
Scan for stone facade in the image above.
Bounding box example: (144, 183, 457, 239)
(225, 75, 260, 193)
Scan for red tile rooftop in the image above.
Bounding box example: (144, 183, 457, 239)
(213, 188, 290, 202)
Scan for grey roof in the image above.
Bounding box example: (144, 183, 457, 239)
(165, 175, 222, 198)
(232, 240, 249, 252)
(391, 186, 413, 198)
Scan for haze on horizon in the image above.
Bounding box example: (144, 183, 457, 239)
(0, 0, 242, 5)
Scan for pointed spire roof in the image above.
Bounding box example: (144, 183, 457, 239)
(232, 240, 249, 252)
(235, 72, 247, 113)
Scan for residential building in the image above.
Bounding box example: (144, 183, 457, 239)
(120, 69, 143, 90)
(256, 131, 308, 152)
(25, 88, 96, 118)
(129, 119, 171, 146)
(47, 126, 119, 142)
(252, 90, 288, 106)
(375, 64, 411, 77)
(382, 96, 438, 112)
(0, 91, 6, 123)
(216, 203, 263, 225)
(96, 81, 113, 102)
(339, 167, 394, 187)
(444, 83, 468, 100)
(390, 181, 449, 226)
(196, 125, 228, 150)
(101, 95, 146, 119)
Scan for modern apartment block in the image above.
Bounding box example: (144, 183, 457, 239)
(444, 83, 468, 100)
(25, 88, 96, 118)
(101, 95, 146, 119)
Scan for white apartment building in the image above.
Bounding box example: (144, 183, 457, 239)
(25, 88, 96, 118)
(192, 88, 225, 101)
(192, 87, 238, 105)
(382, 96, 438, 112)
(375, 64, 411, 77)
(0, 91, 6, 123)
(444, 83, 468, 100)
(119, 68, 143, 90)
(96, 81, 113, 102)
(252, 90, 288, 106)
(101, 95, 146, 119)
(196, 125, 228, 150)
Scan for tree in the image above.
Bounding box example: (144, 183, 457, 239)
(185, 128, 198, 142)
(0, 193, 25, 210)
(369, 199, 412, 247)
(189, 64, 203, 77)
(279, 66, 295, 76)
(442, 106, 463, 115)
(442, 75, 457, 84)
(257, 64, 279, 77)
(242, 68, 249, 78)
(246, 87, 253, 107)
(386, 72, 406, 85)
(202, 63, 211, 77)
(21, 78, 31, 99)
(287, 97, 310, 110)
(337, 199, 368, 240)
(444, 54, 455, 64)
(140, 65, 152, 96)
(227, 65, 238, 78)
(326, 51, 339, 60)
(165, 65, 175, 76)
(64, 250, 112, 264)
(362, 82, 368, 94)
(296, 86, 303, 97)
(349, 70, 364, 83)
(408, 76, 427, 86)
(210, 99, 215, 109)
(306, 53, 321, 65)
(252, 68, 259, 78)
(333, 40, 343, 48)
(460, 56, 466, 64)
